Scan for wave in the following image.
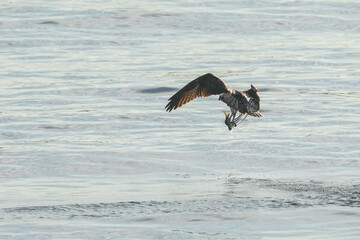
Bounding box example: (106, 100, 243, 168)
(3, 178, 358, 221)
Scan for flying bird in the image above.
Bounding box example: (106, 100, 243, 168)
(165, 73, 262, 130)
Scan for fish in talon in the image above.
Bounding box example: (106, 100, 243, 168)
(224, 112, 237, 131)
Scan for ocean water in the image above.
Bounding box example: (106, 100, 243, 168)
(1, 0, 360, 239)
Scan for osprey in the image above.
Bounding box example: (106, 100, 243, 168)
(165, 73, 262, 130)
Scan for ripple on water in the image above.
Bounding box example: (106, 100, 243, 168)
(2, 178, 359, 221)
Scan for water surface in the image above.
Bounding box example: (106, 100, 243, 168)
(1, 0, 360, 239)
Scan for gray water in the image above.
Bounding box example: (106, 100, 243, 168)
(1, 0, 360, 239)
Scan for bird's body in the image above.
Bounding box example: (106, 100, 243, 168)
(165, 73, 262, 130)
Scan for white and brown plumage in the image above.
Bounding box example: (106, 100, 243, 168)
(165, 73, 262, 130)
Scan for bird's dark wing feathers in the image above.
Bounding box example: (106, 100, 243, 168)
(229, 91, 249, 113)
(165, 73, 231, 112)
(222, 89, 262, 117)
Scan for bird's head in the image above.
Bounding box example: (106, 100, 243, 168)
(250, 84, 258, 92)
(247, 84, 260, 100)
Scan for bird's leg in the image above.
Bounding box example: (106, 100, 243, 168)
(230, 109, 237, 122)
(231, 113, 236, 122)
(230, 113, 236, 127)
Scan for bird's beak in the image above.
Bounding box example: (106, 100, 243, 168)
(223, 111, 229, 118)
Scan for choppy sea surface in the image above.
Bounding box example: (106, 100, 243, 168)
(1, 0, 360, 239)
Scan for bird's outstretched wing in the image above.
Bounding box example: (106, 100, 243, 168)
(165, 73, 231, 112)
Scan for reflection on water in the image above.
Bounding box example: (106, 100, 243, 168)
(1, 0, 360, 239)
